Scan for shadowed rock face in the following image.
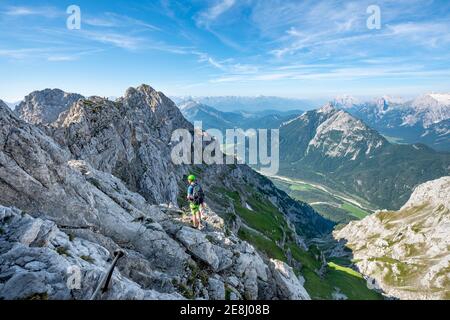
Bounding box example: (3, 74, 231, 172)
(15, 89, 84, 125)
(0, 100, 8, 110)
(0, 85, 324, 300)
(334, 176, 450, 300)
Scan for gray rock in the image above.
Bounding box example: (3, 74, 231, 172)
(0, 207, 182, 300)
(176, 227, 220, 270)
(270, 259, 310, 300)
(208, 277, 225, 300)
(334, 177, 450, 300)
(16, 89, 83, 125)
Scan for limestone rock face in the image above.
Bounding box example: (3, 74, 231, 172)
(334, 177, 450, 300)
(269, 259, 311, 300)
(49, 85, 191, 205)
(15, 89, 83, 125)
(0, 206, 183, 300)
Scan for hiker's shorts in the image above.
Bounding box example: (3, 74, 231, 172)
(189, 203, 200, 215)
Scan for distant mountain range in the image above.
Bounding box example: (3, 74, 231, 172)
(179, 99, 303, 132)
(279, 103, 450, 210)
(333, 93, 450, 152)
(173, 96, 319, 113)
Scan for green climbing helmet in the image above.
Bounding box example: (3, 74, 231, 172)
(187, 174, 196, 182)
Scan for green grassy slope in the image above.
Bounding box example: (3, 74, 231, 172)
(214, 185, 382, 300)
(273, 178, 371, 224)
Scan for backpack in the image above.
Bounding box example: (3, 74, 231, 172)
(192, 183, 205, 205)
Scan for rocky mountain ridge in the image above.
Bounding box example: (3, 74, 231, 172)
(333, 93, 450, 151)
(334, 176, 450, 300)
(179, 99, 302, 134)
(15, 89, 84, 125)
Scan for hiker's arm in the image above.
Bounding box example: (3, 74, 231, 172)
(187, 185, 193, 200)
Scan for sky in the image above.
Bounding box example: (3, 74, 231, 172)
(1, 0, 450, 102)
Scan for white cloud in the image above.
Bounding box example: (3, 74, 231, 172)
(3, 6, 61, 18)
(197, 0, 236, 26)
(0, 48, 47, 59)
(47, 55, 78, 62)
(209, 64, 450, 84)
(84, 12, 161, 31)
(83, 31, 142, 50)
(0, 47, 103, 62)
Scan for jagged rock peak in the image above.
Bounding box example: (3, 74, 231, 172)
(125, 84, 157, 96)
(15, 88, 84, 125)
(122, 84, 175, 109)
(318, 102, 337, 114)
(332, 95, 359, 108)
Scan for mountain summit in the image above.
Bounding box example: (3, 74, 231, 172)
(15, 89, 84, 125)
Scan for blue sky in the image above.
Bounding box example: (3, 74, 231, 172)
(1, 0, 450, 102)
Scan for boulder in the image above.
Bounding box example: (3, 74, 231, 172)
(270, 259, 310, 300)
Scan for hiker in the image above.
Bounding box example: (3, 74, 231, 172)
(186, 174, 205, 229)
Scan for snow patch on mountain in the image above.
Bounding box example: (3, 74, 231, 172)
(428, 93, 450, 106)
(332, 95, 359, 109)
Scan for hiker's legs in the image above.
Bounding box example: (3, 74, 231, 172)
(191, 214, 198, 228)
(196, 211, 202, 228)
(190, 203, 200, 228)
(200, 202, 206, 216)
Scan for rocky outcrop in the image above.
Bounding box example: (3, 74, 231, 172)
(46, 85, 192, 205)
(0, 206, 183, 300)
(334, 177, 450, 300)
(0, 198, 290, 300)
(15, 89, 83, 125)
(270, 259, 310, 300)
